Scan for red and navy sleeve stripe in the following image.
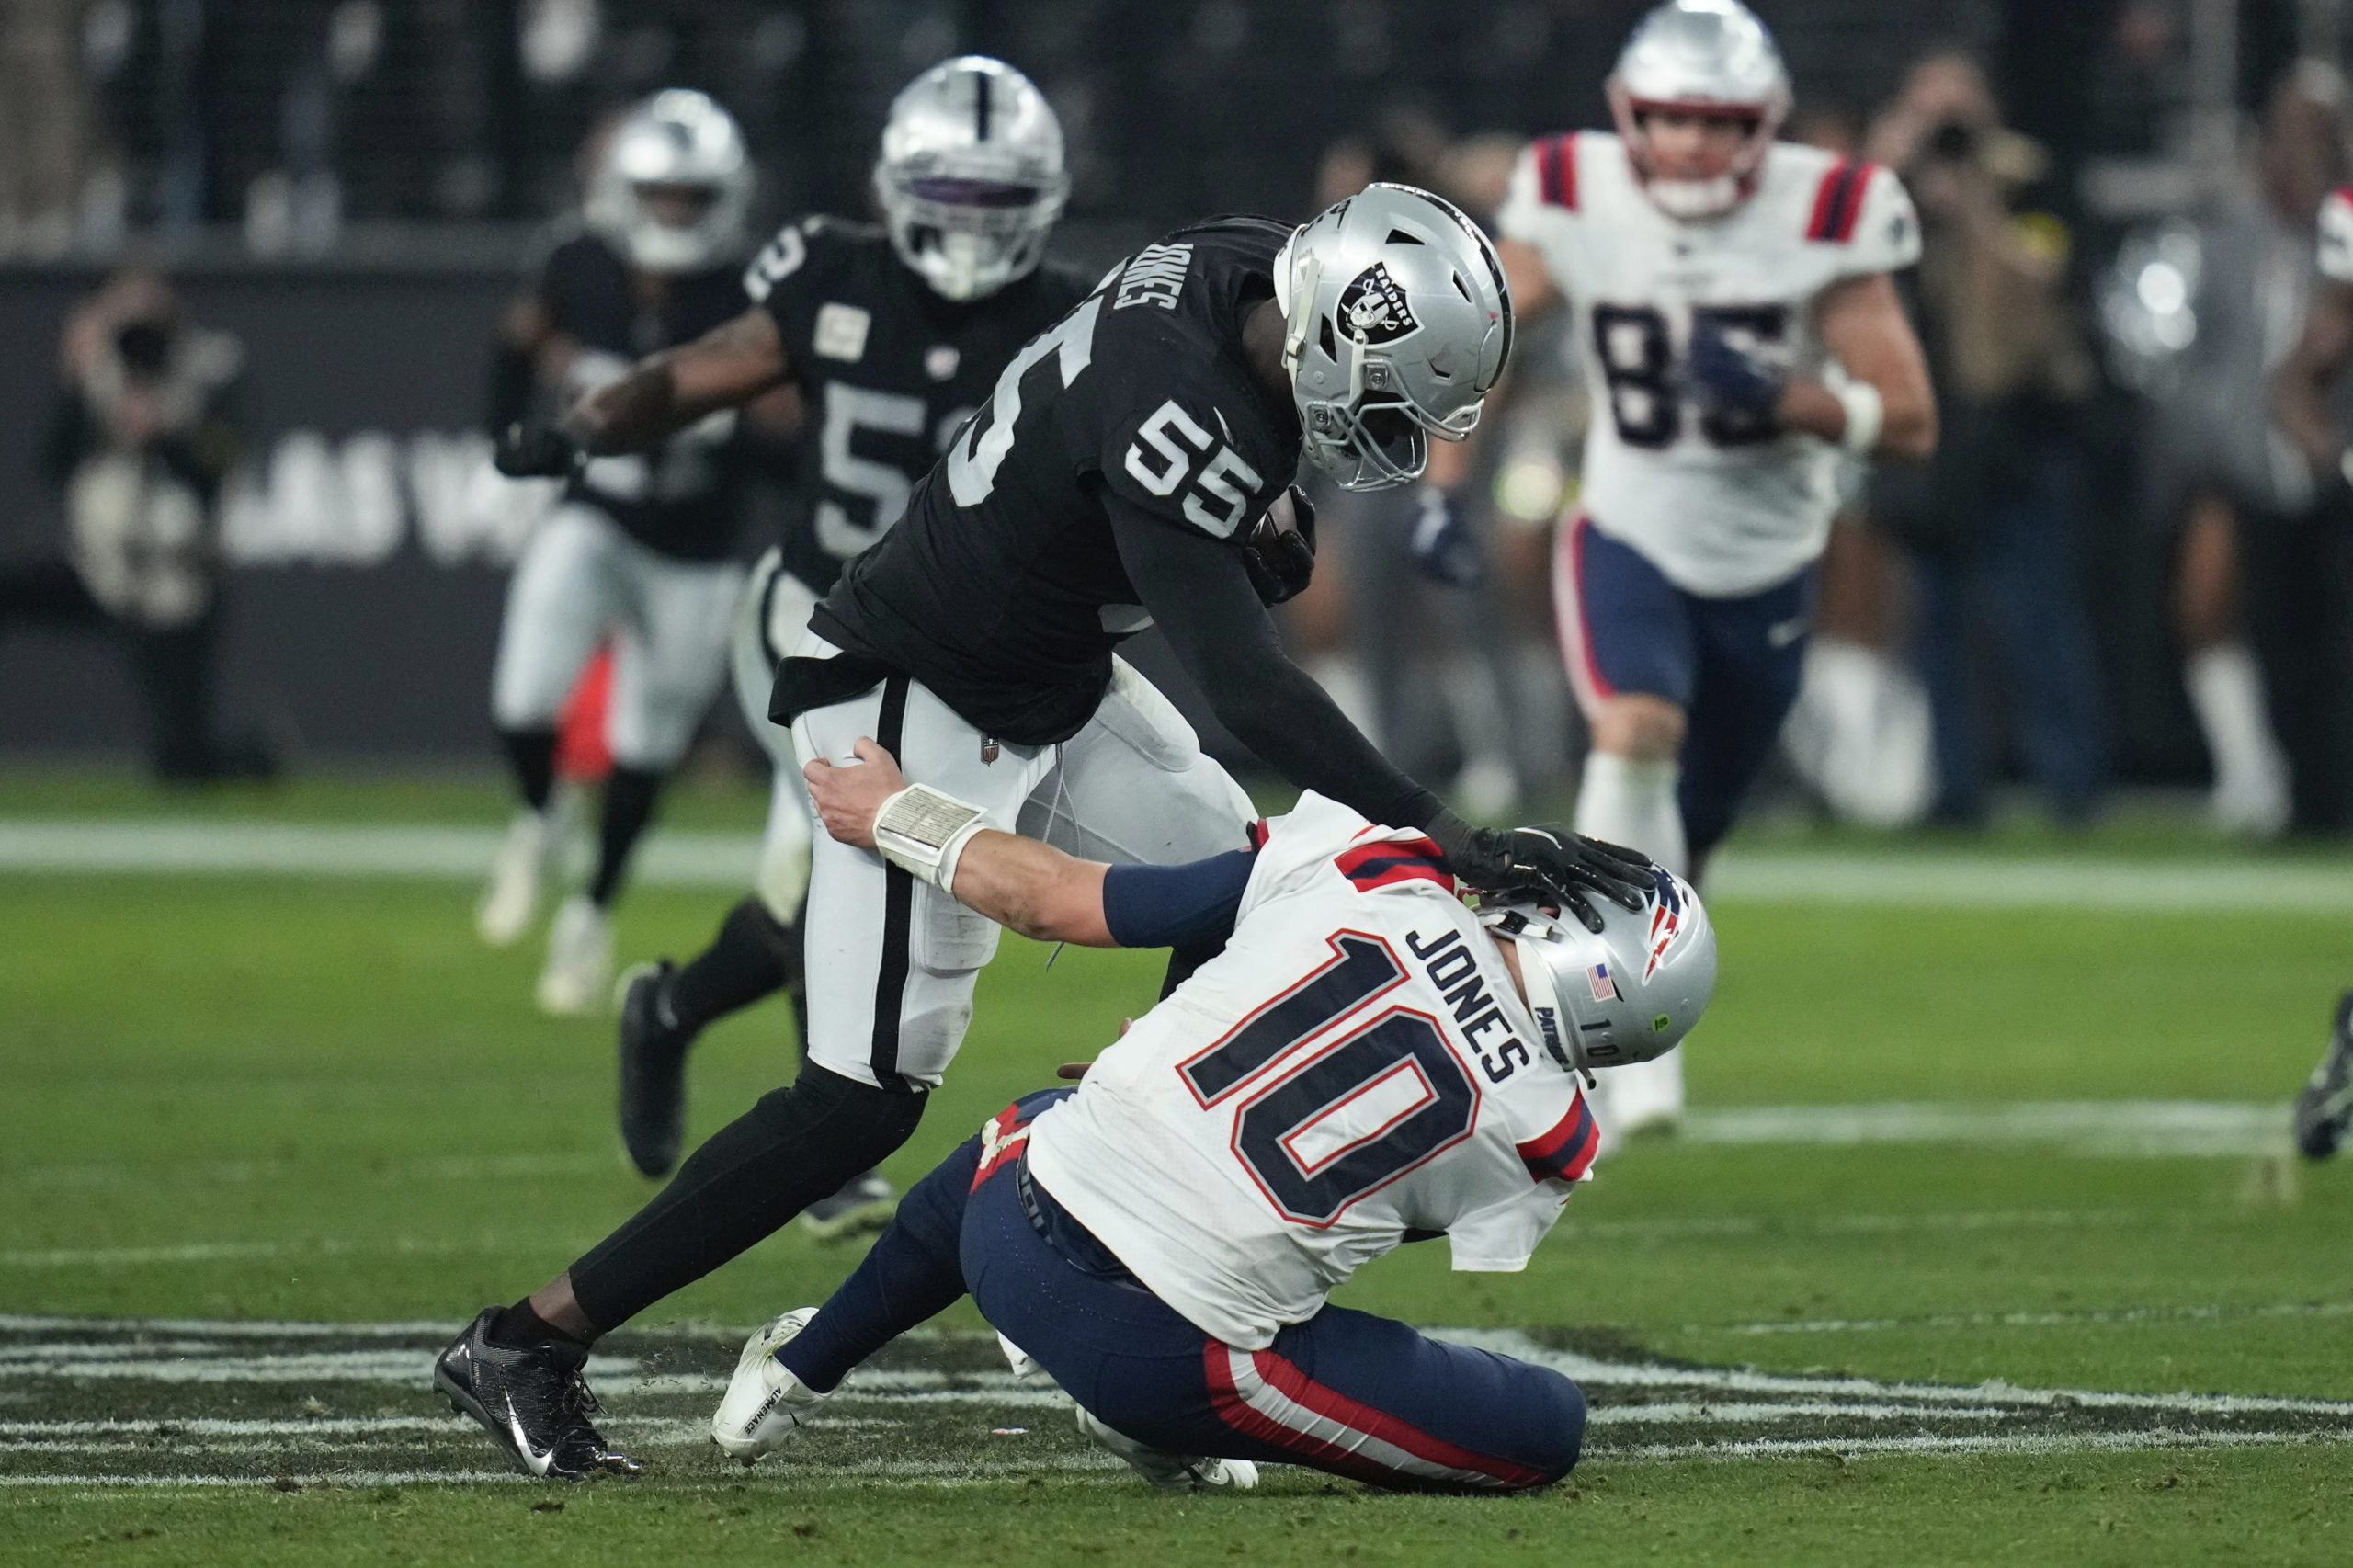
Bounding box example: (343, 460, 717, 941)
(1535, 132, 1578, 210)
(1334, 835, 1452, 894)
(1805, 158, 1875, 244)
(1518, 1095, 1599, 1184)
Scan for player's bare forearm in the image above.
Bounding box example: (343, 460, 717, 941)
(803, 737, 1116, 947)
(557, 307, 790, 454)
(2273, 279, 2353, 472)
(1800, 272, 1938, 460)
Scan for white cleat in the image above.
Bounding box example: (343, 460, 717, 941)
(477, 809, 557, 947)
(1076, 1406, 1257, 1494)
(711, 1309, 826, 1463)
(536, 894, 613, 1016)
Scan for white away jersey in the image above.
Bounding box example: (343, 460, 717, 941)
(1498, 132, 1921, 596)
(2318, 187, 2353, 281)
(1023, 793, 1599, 1351)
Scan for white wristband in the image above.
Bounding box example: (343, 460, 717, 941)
(872, 784, 990, 891)
(1832, 377, 1884, 457)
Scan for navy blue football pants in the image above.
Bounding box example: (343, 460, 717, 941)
(1555, 513, 1816, 859)
(778, 1091, 1585, 1493)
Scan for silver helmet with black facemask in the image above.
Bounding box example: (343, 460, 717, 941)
(585, 89, 755, 273)
(1483, 867, 1718, 1074)
(1277, 183, 1513, 492)
(875, 56, 1070, 301)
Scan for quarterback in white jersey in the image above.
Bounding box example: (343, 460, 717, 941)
(1465, 0, 1934, 1138)
(700, 737, 1715, 1494)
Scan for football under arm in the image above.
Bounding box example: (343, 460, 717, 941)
(1107, 498, 1446, 834)
(556, 306, 792, 455)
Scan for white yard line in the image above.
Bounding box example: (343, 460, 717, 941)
(7, 819, 2352, 913)
(1605, 1428, 2353, 1462)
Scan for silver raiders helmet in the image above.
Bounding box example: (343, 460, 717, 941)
(1483, 865, 1719, 1074)
(1276, 182, 1513, 492)
(875, 56, 1069, 301)
(586, 89, 755, 273)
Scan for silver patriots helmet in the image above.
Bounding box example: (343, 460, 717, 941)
(1276, 183, 1512, 492)
(1607, 0, 1791, 221)
(585, 90, 754, 273)
(1483, 868, 1718, 1074)
(875, 56, 1069, 301)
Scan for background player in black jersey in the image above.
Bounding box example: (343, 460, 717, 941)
(600, 62, 1094, 1244)
(439, 182, 1654, 1483)
(477, 91, 773, 1015)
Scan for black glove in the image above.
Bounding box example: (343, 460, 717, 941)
(1242, 484, 1317, 606)
(1408, 483, 1483, 586)
(494, 420, 585, 479)
(1426, 812, 1656, 935)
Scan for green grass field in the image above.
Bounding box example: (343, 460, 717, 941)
(2, 769, 2348, 1565)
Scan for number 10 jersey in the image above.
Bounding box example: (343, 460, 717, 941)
(1498, 132, 1919, 597)
(1024, 793, 1600, 1352)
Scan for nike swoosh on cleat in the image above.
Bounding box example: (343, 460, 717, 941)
(503, 1396, 560, 1478)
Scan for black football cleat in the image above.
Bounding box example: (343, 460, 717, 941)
(2293, 990, 2353, 1161)
(616, 960, 694, 1177)
(433, 1307, 641, 1481)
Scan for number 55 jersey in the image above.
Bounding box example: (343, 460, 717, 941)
(1497, 132, 1918, 597)
(1023, 793, 1600, 1352)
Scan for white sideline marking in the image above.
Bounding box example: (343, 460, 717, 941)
(8, 820, 2353, 914)
(1679, 1101, 2293, 1158)
(0, 1235, 569, 1270)
(13, 1152, 613, 1192)
(0, 820, 756, 887)
(1710, 1299, 2353, 1336)
(1561, 1209, 2147, 1242)
(1707, 851, 2353, 912)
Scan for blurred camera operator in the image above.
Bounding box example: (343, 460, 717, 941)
(1867, 53, 2108, 825)
(3, 268, 272, 782)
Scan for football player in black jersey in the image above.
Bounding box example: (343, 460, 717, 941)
(439, 182, 1655, 1481)
(597, 62, 1096, 1239)
(477, 91, 773, 1017)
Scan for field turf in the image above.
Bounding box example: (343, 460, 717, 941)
(1, 769, 2348, 1564)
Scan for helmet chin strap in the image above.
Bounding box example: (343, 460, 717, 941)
(1276, 231, 1315, 390)
(1645, 174, 1743, 220)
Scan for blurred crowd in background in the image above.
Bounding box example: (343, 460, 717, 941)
(7, 0, 2353, 838)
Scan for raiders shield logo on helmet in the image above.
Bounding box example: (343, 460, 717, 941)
(1336, 263, 1418, 345)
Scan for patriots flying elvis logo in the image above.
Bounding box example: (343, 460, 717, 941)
(1642, 868, 1690, 982)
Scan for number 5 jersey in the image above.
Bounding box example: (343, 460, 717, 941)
(1023, 793, 1600, 1352)
(1497, 132, 1919, 597)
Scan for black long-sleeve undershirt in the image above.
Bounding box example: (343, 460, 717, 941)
(1108, 496, 1446, 835)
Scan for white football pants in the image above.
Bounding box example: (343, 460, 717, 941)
(790, 633, 1256, 1090)
(491, 504, 745, 770)
(731, 547, 821, 923)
